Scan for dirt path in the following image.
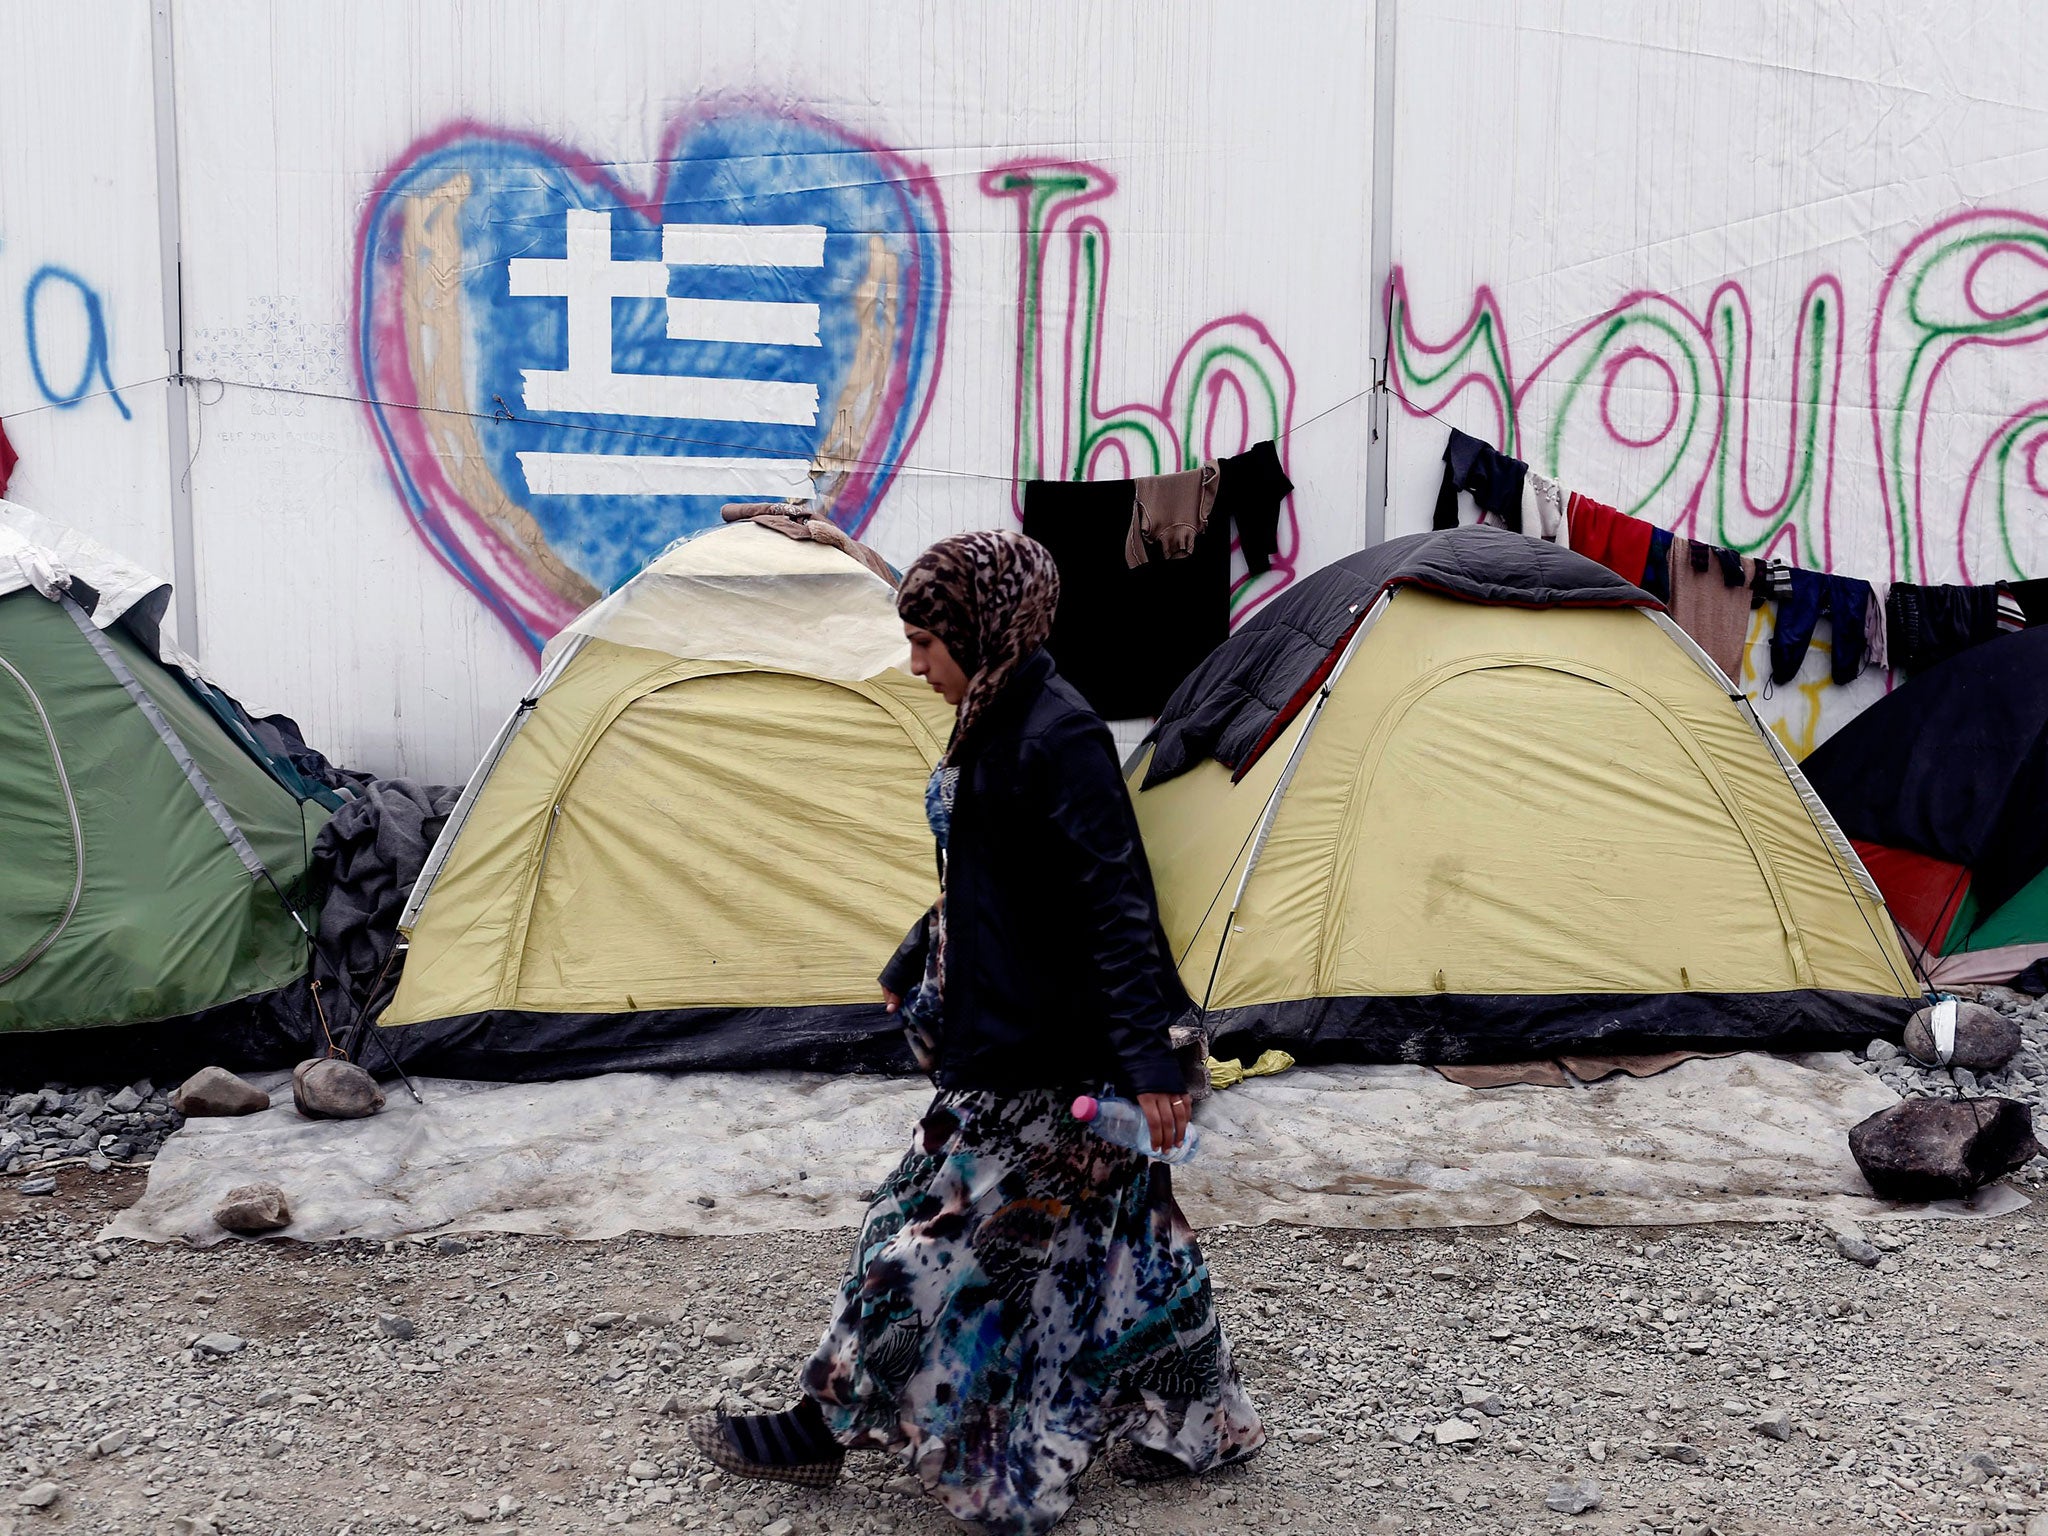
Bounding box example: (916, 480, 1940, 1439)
(2, 1169, 2044, 1536)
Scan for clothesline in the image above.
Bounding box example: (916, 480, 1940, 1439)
(0, 372, 1381, 494)
(1428, 420, 2045, 685)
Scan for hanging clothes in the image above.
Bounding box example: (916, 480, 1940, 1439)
(1021, 477, 1231, 719)
(1751, 560, 1794, 612)
(1885, 583, 2001, 672)
(1565, 493, 1654, 589)
(1522, 469, 1567, 543)
(1668, 538, 1754, 683)
(1864, 578, 1891, 670)
(0, 419, 16, 500)
(1433, 428, 1527, 533)
(1996, 584, 2029, 632)
(1640, 526, 1675, 604)
(1126, 463, 1221, 567)
(2005, 576, 2048, 630)
(1769, 570, 1873, 686)
(1213, 440, 1292, 576)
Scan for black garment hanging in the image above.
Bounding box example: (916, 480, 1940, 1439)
(1213, 440, 1293, 576)
(1884, 583, 2001, 672)
(1432, 428, 1527, 534)
(1021, 477, 1231, 719)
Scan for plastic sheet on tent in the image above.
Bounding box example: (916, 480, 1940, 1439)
(103, 1053, 2022, 1249)
(538, 524, 909, 681)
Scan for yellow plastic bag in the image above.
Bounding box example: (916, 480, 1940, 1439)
(1206, 1048, 1296, 1090)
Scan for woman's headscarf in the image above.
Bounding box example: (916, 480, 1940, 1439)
(897, 530, 1060, 762)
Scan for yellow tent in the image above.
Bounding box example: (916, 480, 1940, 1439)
(1130, 528, 1919, 1063)
(379, 523, 952, 1078)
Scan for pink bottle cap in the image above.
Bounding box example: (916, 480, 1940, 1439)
(1070, 1095, 1100, 1122)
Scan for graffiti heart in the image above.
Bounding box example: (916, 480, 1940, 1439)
(356, 106, 948, 655)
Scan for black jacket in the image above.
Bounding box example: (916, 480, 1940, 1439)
(880, 649, 1190, 1097)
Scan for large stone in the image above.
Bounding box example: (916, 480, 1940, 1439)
(1546, 1479, 1602, 1515)
(172, 1067, 270, 1117)
(291, 1058, 386, 1120)
(213, 1182, 293, 1235)
(1848, 1097, 2042, 1200)
(1903, 1001, 2021, 1073)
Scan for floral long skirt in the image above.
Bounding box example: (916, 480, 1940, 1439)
(800, 1089, 1264, 1534)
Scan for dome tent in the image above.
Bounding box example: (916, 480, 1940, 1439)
(378, 521, 954, 1079)
(1128, 526, 1919, 1064)
(0, 505, 329, 1066)
(1800, 625, 2048, 986)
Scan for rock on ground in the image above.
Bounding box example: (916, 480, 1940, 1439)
(211, 1182, 293, 1236)
(169, 1068, 269, 1119)
(1903, 1000, 2022, 1073)
(1849, 1096, 2042, 1200)
(292, 1058, 387, 1120)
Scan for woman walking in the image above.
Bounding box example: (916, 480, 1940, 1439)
(688, 530, 1263, 1532)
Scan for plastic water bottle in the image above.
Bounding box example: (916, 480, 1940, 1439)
(1070, 1093, 1201, 1164)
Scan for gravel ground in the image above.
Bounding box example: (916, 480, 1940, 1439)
(4, 1163, 2046, 1536)
(4, 986, 2044, 1534)
(3, 1082, 184, 1179)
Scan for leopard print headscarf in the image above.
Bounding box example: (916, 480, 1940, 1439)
(897, 531, 1061, 763)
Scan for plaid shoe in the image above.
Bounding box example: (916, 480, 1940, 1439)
(685, 1412, 844, 1489)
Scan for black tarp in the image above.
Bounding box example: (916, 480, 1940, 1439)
(1801, 626, 2048, 919)
(1141, 525, 1657, 787)
(298, 779, 463, 1048)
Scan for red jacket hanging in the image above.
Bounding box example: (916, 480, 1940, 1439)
(1567, 492, 1652, 589)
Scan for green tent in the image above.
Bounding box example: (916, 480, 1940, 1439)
(0, 579, 327, 1040)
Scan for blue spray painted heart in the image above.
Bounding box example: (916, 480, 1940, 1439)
(356, 107, 948, 654)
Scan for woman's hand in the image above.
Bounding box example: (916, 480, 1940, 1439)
(1136, 1092, 1191, 1153)
(881, 987, 902, 1015)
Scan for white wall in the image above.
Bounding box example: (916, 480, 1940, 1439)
(1386, 0, 2048, 752)
(166, 0, 1375, 780)
(0, 0, 175, 582)
(6, 0, 2048, 776)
